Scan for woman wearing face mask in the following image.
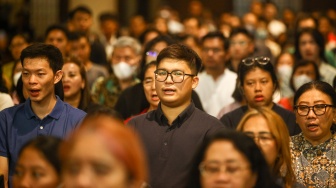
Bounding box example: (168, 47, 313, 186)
(275, 52, 295, 99)
(91, 36, 142, 108)
(279, 60, 320, 110)
(219, 56, 301, 136)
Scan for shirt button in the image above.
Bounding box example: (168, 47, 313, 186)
(164, 142, 168, 146)
(40, 126, 43, 130)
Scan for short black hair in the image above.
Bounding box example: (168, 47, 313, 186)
(45, 24, 69, 40)
(68, 5, 92, 20)
(229, 27, 254, 41)
(20, 43, 63, 73)
(99, 12, 119, 22)
(157, 43, 202, 75)
(201, 31, 229, 50)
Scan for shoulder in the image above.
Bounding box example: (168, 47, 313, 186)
(128, 111, 156, 128)
(224, 68, 237, 77)
(273, 104, 295, 117)
(62, 102, 87, 119)
(219, 106, 246, 128)
(192, 108, 224, 126)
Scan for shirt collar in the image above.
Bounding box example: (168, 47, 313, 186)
(24, 96, 63, 120)
(155, 102, 196, 127)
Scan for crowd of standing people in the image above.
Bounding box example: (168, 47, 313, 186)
(1, 0, 336, 187)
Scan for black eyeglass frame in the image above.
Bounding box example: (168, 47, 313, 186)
(154, 69, 195, 83)
(294, 104, 335, 116)
(242, 56, 271, 66)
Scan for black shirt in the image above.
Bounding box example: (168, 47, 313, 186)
(129, 103, 224, 188)
(219, 104, 301, 136)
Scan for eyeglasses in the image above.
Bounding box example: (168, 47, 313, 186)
(244, 132, 274, 144)
(199, 161, 249, 177)
(146, 51, 158, 57)
(154, 69, 195, 83)
(294, 104, 335, 116)
(242, 56, 271, 66)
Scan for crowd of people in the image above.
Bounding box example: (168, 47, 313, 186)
(0, 0, 336, 187)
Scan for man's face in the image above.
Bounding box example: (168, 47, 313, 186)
(45, 30, 68, 56)
(229, 34, 254, 61)
(70, 37, 91, 63)
(155, 58, 199, 108)
(72, 12, 92, 33)
(111, 47, 140, 67)
(100, 20, 118, 38)
(22, 58, 62, 104)
(201, 38, 226, 70)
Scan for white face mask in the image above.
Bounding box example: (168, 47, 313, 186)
(13, 72, 22, 87)
(293, 74, 313, 91)
(112, 62, 137, 80)
(277, 65, 293, 83)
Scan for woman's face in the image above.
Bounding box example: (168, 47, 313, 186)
(299, 33, 320, 62)
(145, 41, 168, 64)
(241, 115, 278, 167)
(62, 63, 85, 99)
(143, 65, 159, 110)
(13, 147, 59, 188)
(200, 140, 257, 188)
(62, 132, 131, 188)
(295, 89, 336, 144)
(242, 68, 275, 109)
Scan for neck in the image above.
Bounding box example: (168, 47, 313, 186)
(64, 93, 82, 108)
(31, 95, 57, 119)
(305, 131, 332, 146)
(148, 105, 157, 112)
(231, 59, 241, 72)
(247, 102, 274, 111)
(205, 67, 225, 80)
(161, 100, 191, 125)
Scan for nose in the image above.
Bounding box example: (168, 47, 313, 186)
(254, 82, 262, 91)
(306, 107, 317, 118)
(28, 74, 37, 84)
(73, 168, 94, 188)
(17, 174, 32, 188)
(165, 73, 174, 83)
(215, 169, 231, 182)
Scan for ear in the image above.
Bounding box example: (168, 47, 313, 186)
(191, 76, 199, 89)
(54, 70, 63, 84)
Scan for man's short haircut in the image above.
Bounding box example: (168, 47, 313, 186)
(68, 5, 92, 20)
(20, 43, 63, 73)
(45, 24, 69, 40)
(229, 27, 254, 41)
(201, 31, 229, 50)
(113, 36, 142, 55)
(99, 12, 119, 22)
(156, 43, 202, 75)
(67, 31, 89, 44)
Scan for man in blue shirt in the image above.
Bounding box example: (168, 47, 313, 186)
(0, 43, 86, 187)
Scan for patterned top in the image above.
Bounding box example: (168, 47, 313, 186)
(91, 74, 140, 108)
(290, 132, 336, 188)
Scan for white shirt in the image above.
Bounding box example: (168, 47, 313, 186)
(195, 69, 237, 117)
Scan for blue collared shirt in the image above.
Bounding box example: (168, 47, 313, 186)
(0, 96, 86, 178)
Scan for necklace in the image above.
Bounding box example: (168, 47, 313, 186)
(297, 133, 336, 187)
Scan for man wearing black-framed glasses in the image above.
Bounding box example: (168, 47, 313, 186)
(128, 44, 224, 188)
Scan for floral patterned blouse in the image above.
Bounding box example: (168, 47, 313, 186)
(290, 132, 336, 188)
